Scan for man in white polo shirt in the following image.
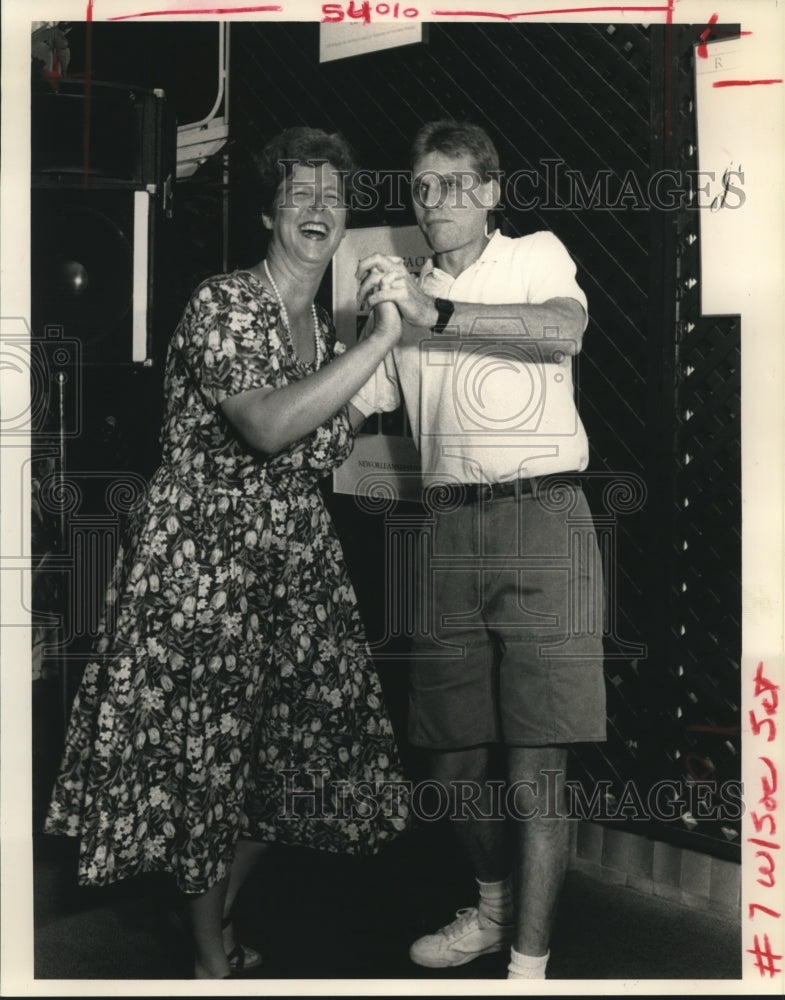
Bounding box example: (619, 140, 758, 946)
(350, 120, 606, 980)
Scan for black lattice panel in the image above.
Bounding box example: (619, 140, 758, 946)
(666, 28, 742, 851)
(672, 313, 742, 769)
(557, 25, 742, 855)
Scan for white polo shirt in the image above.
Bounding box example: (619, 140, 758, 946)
(351, 229, 591, 485)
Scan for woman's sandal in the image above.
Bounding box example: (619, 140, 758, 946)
(221, 914, 263, 973)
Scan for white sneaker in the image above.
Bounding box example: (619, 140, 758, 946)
(409, 907, 513, 968)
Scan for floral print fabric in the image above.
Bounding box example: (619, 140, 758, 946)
(45, 271, 410, 894)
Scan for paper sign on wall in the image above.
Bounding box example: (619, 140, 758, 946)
(695, 36, 780, 316)
(332, 224, 430, 502)
(319, 20, 423, 64)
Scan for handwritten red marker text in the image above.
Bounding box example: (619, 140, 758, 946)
(322, 1, 418, 22)
(747, 661, 783, 979)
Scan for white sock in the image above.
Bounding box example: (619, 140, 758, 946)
(476, 876, 514, 925)
(507, 945, 550, 979)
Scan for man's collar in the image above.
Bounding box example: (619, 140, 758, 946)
(422, 229, 503, 283)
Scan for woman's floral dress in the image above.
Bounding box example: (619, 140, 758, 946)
(45, 271, 411, 894)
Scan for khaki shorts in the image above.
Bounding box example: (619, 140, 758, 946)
(408, 479, 607, 749)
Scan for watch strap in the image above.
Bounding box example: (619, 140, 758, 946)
(432, 297, 455, 334)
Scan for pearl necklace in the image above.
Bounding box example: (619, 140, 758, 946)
(263, 260, 322, 368)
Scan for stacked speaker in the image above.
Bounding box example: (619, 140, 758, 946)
(30, 78, 178, 486)
(31, 79, 175, 368)
(30, 79, 178, 692)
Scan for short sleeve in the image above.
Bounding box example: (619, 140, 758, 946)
(350, 352, 402, 416)
(173, 275, 280, 407)
(522, 232, 588, 328)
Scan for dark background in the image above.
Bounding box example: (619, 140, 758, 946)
(30, 19, 741, 858)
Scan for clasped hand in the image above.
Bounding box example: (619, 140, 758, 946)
(356, 253, 439, 330)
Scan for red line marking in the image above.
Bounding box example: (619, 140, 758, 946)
(697, 11, 719, 57)
(83, 5, 94, 188)
(431, 5, 669, 19)
(663, 0, 673, 154)
(107, 4, 282, 19)
(713, 78, 783, 87)
(748, 838, 781, 851)
(698, 19, 754, 58)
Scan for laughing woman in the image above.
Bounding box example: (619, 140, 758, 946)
(44, 127, 409, 979)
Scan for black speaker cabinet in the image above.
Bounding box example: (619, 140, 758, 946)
(31, 81, 175, 367)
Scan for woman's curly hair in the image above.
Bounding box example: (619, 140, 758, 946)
(253, 126, 358, 217)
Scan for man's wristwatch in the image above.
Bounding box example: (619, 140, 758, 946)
(431, 297, 455, 334)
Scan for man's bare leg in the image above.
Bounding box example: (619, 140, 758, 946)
(507, 744, 569, 974)
(408, 746, 514, 968)
(429, 746, 509, 881)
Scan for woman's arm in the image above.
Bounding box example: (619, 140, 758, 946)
(220, 303, 400, 455)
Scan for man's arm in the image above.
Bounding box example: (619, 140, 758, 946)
(343, 308, 404, 432)
(356, 254, 586, 362)
(445, 296, 585, 360)
(346, 401, 370, 431)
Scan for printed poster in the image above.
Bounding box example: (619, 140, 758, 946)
(332, 224, 429, 503)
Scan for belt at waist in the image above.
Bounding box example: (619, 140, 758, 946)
(430, 474, 577, 506)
